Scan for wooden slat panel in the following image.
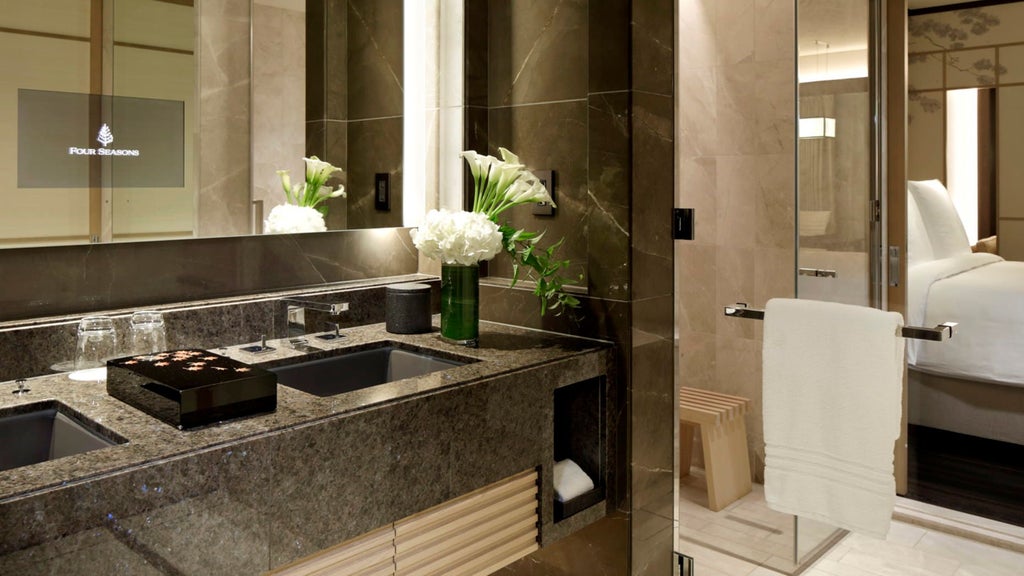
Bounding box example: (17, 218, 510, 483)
(270, 524, 395, 576)
(395, 470, 536, 538)
(396, 490, 537, 553)
(395, 470, 538, 576)
(397, 516, 538, 576)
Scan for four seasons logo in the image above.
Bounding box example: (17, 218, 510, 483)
(68, 123, 140, 157)
(97, 123, 113, 147)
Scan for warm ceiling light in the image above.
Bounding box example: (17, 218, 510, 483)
(799, 117, 836, 139)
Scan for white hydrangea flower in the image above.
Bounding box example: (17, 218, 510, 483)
(264, 204, 327, 234)
(410, 209, 503, 265)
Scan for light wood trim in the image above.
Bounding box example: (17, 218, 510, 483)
(395, 470, 536, 538)
(269, 524, 395, 576)
(89, 0, 103, 240)
(886, 0, 910, 495)
(394, 469, 539, 576)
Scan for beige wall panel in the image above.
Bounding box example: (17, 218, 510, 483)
(998, 219, 1024, 261)
(998, 86, 1024, 218)
(946, 48, 998, 89)
(907, 91, 945, 182)
(0, 0, 90, 37)
(110, 46, 194, 238)
(0, 33, 91, 244)
(113, 0, 193, 51)
(998, 44, 1024, 84)
(908, 52, 943, 91)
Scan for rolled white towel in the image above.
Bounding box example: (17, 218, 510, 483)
(553, 459, 595, 502)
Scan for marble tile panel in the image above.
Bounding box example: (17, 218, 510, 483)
(631, 93, 675, 283)
(322, 119, 349, 231)
(305, 0, 326, 122)
(677, 67, 718, 158)
(0, 229, 417, 323)
(715, 62, 761, 156)
(715, 246, 756, 339)
(631, 0, 674, 97)
(715, 0, 755, 66)
(755, 247, 796, 314)
(325, 0, 349, 121)
(676, 243, 717, 334)
(756, 153, 797, 249)
(587, 93, 631, 301)
(755, 58, 796, 156)
(305, 119, 327, 160)
(464, 1, 489, 108)
(632, 511, 675, 576)
(590, 0, 630, 93)
(754, 0, 793, 64)
(483, 101, 589, 285)
(678, 156, 717, 244)
(714, 334, 764, 479)
(715, 155, 758, 249)
(633, 294, 674, 342)
(630, 337, 675, 511)
(197, 0, 251, 239)
(487, 0, 588, 106)
(678, 0, 717, 70)
(347, 0, 404, 120)
(678, 330, 717, 392)
(345, 117, 404, 229)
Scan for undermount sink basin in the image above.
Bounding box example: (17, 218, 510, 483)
(0, 401, 127, 473)
(270, 343, 472, 397)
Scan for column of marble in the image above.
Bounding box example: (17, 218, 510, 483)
(196, 0, 252, 237)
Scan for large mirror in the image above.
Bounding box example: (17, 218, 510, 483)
(0, 0, 410, 249)
(905, 0, 1024, 529)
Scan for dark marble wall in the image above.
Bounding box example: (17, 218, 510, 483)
(0, 228, 417, 323)
(471, 1, 675, 574)
(306, 0, 404, 229)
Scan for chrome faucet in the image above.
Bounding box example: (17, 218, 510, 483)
(281, 298, 349, 337)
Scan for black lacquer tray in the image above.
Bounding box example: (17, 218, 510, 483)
(106, 349, 276, 429)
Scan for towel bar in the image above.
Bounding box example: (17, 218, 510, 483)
(723, 303, 958, 341)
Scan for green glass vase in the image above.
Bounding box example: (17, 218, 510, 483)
(440, 263, 479, 347)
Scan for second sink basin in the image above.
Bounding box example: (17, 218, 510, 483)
(0, 401, 127, 473)
(270, 343, 471, 397)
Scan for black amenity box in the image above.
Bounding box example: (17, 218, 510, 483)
(107, 349, 277, 429)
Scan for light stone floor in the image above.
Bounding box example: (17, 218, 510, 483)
(681, 519, 1024, 576)
(679, 475, 1024, 576)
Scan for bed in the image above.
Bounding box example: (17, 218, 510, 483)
(906, 180, 1024, 444)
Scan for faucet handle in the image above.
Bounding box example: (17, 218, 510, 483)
(12, 379, 29, 396)
(317, 321, 344, 341)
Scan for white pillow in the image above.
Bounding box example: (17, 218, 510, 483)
(907, 179, 971, 259)
(906, 187, 934, 265)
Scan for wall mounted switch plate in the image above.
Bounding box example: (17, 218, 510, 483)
(673, 208, 694, 240)
(532, 169, 555, 216)
(374, 173, 390, 211)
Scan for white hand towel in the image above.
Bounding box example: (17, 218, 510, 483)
(553, 459, 595, 502)
(762, 298, 904, 538)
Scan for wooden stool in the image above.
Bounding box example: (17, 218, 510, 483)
(679, 387, 752, 511)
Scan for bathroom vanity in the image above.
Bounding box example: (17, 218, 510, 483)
(0, 316, 610, 575)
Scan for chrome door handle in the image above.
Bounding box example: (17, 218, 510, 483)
(798, 268, 838, 278)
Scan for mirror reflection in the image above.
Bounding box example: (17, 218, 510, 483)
(0, 0, 405, 249)
(906, 0, 1024, 529)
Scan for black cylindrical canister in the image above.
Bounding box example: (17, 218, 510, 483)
(385, 283, 432, 334)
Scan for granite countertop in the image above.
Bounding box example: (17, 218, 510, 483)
(0, 319, 608, 504)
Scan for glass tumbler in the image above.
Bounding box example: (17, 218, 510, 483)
(75, 316, 118, 370)
(128, 310, 167, 356)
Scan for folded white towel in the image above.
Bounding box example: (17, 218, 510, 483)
(763, 298, 904, 538)
(553, 459, 595, 503)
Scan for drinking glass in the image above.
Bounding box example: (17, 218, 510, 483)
(128, 310, 167, 356)
(75, 316, 118, 370)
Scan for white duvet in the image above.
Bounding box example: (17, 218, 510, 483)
(908, 252, 1024, 386)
